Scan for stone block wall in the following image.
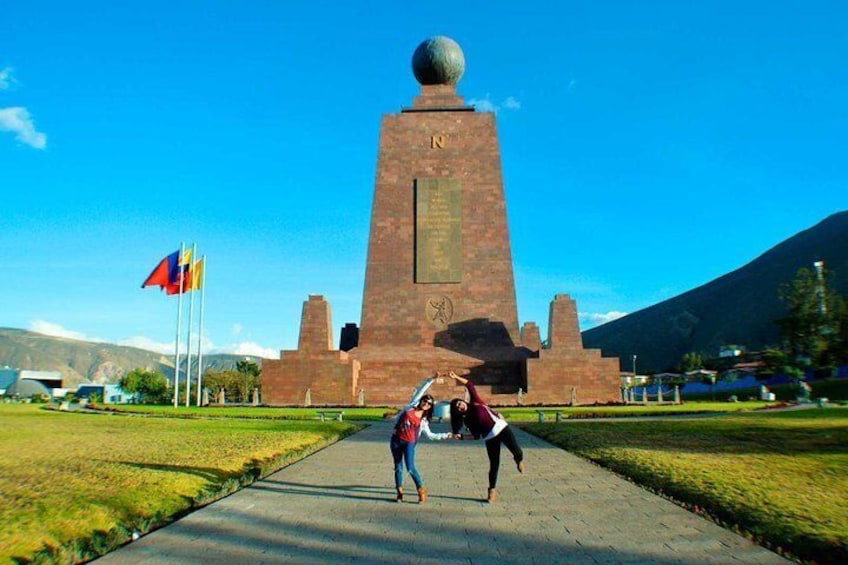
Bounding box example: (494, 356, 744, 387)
(359, 83, 520, 350)
(262, 295, 359, 405)
(525, 295, 621, 404)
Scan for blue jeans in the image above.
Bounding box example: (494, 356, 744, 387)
(390, 435, 423, 489)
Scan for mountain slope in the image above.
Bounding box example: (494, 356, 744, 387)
(0, 328, 254, 387)
(582, 211, 848, 372)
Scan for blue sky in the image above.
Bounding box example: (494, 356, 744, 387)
(1, 1, 845, 360)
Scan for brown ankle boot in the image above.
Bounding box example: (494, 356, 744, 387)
(417, 486, 427, 503)
(396, 487, 403, 503)
(487, 487, 496, 503)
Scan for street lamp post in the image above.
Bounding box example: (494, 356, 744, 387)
(632, 355, 637, 402)
(814, 260, 827, 315)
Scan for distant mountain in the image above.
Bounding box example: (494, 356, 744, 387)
(0, 328, 256, 387)
(582, 211, 848, 373)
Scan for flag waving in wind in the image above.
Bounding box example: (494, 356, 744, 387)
(165, 249, 193, 294)
(166, 257, 202, 295)
(141, 250, 180, 289)
(139, 244, 207, 408)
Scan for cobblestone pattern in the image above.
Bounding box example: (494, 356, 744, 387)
(97, 421, 790, 565)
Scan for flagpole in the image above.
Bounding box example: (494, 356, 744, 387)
(173, 241, 185, 408)
(185, 243, 197, 407)
(196, 255, 207, 407)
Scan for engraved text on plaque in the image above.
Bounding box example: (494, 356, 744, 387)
(415, 178, 462, 283)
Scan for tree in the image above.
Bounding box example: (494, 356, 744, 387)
(202, 369, 240, 403)
(678, 352, 704, 373)
(236, 359, 261, 403)
(201, 361, 261, 404)
(120, 369, 170, 404)
(776, 266, 846, 370)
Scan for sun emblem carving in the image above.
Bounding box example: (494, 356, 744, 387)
(425, 295, 454, 329)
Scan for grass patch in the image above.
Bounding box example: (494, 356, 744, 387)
(98, 400, 781, 424)
(0, 404, 360, 564)
(95, 404, 393, 421)
(497, 401, 776, 421)
(521, 407, 848, 564)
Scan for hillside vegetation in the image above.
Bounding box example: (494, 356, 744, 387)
(583, 211, 848, 372)
(0, 328, 250, 387)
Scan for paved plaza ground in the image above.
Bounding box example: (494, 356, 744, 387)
(96, 421, 791, 564)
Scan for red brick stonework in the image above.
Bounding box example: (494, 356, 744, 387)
(525, 295, 622, 405)
(262, 81, 621, 406)
(262, 296, 360, 406)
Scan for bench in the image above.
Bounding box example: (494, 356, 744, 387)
(317, 410, 344, 422)
(536, 410, 565, 423)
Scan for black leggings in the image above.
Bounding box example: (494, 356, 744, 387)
(484, 426, 523, 488)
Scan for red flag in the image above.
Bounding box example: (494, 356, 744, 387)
(141, 251, 179, 288)
(165, 273, 187, 295)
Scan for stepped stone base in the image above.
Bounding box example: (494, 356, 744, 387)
(261, 295, 621, 407)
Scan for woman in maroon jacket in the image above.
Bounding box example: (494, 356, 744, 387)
(448, 370, 525, 503)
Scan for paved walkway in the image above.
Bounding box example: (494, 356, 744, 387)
(97, 421, 791, 564)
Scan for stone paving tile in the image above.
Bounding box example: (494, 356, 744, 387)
(96, 421, 792, 564)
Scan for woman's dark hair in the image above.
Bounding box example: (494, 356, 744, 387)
(449, 398, 466, 435)
(418, 394, 435, 421)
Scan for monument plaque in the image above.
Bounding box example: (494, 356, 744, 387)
(415, 178, 462, 283)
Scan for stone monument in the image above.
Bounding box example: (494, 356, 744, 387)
(261, 36, 620, 406)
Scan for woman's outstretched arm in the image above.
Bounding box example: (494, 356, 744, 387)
(406, 373, 438, 408)
(419, 418, 454, 441)
(448, 370, 468, 385)
(449, 370, 484, 405)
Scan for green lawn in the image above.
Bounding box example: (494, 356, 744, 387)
(522, 407, 848, 565)
(0, 404, 360, 564)
(97, 403, 393, 421)
(498, 401, 776, 421)
(100, 399, 776, 422)
(6, 400, 845, 564)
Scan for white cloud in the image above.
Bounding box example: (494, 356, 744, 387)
(118, 336, 175, 355)
(0, 67, 14, 90)
(218, 341, 280, 359)
(0, 106, 47, 149)
(25, 321, 278, 362)
(468, 96, 496, 112)
(579, 311, 628, 329)
(502, 96, 521, 110)
(231, 323, 243, 336)
(29, 320, 103, 342)
(467, 94, 521, 114)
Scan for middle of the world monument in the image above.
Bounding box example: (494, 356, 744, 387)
(262, 36, 621, 407)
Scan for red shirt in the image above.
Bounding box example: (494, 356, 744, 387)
(395, 408, 423, 443)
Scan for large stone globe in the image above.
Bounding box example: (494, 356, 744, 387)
(412, 36, 465, 85)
